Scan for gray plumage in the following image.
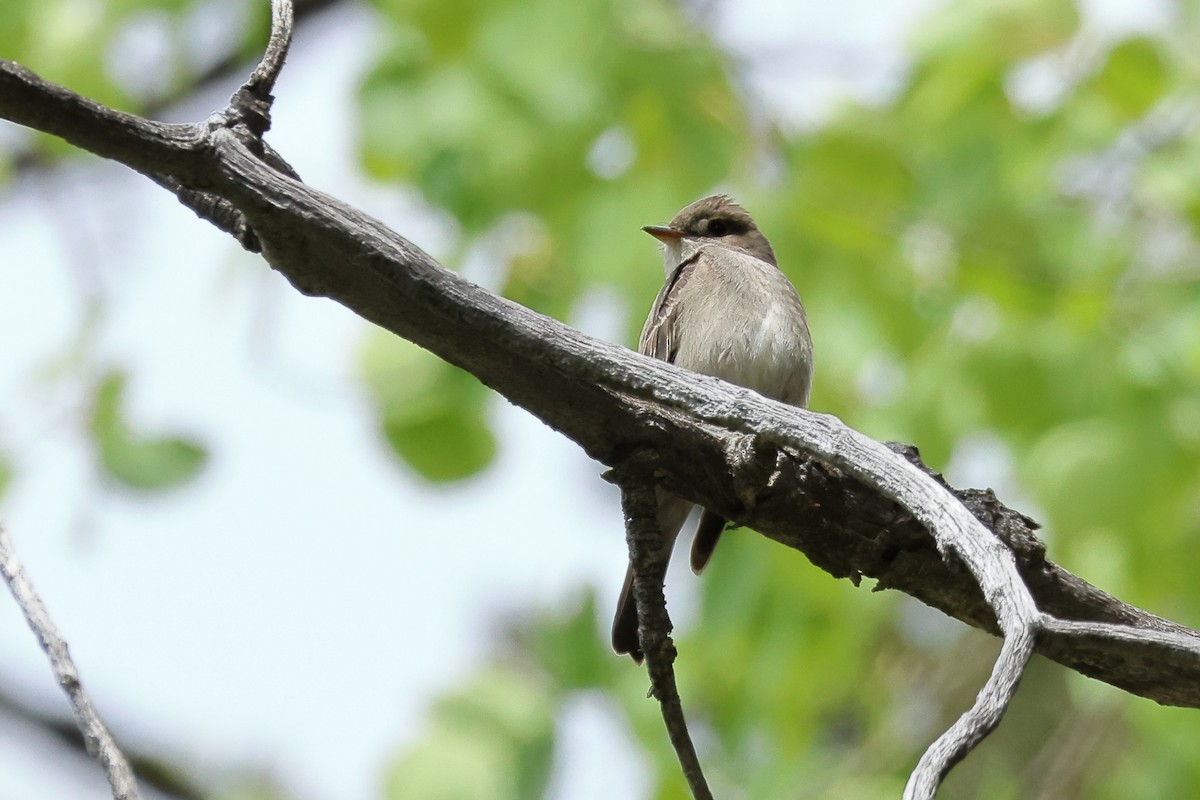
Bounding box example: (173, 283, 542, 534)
(612, 195, 814, 662)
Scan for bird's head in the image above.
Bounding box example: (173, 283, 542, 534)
(642, 195, 777, 270)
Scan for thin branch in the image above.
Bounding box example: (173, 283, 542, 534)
(0, 0, 299, 248)
(173, 0, 298, 240)
(903, 625, 1036, 799)
(724, 417, 1042, 796)
(5, 0, 344, 176)
(614, 456, 713, 800)
(0, 522, 140, 800)
(0, 687, 206, 800)
(245, 0, 294, 99)
(227, 0, 295, 141)
(1042, 616, 1200, 653)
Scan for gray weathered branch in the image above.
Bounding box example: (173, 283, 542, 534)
(0, 523, 141, 800)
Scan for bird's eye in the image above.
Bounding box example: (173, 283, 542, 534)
(707, 218, 730, 236)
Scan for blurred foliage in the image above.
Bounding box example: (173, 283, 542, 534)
(356, 0, 1200, 797)
(3, 0, 1200, 797)
(213, 778, 294, 800)
(355, 0, 752, 462)
(0, 453, 11, 501)
(0, 0, 269, 114)
(383, 666, 557, 800)
(89, 368, 208, 491)
(0, 0, 276, 498)
(0, 0, 275, 187)
(360, 331, 497, 481)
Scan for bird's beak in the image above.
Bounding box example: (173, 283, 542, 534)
(642, 225, 684, 242)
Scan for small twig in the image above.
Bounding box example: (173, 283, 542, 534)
(6, 0, 339, 177)
(615, 456, 714, 800)
(154, 0, 298, 253)
(227, 0, 295, 140)
(246, 0, 295, 99)
(903, 624, 1036, 799)
(0, 522, 140, 800)
(781, 422, 1043, 798)
(186, 0, 297, 249)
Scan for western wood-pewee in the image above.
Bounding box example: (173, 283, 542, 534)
(612, 194, 814, 662)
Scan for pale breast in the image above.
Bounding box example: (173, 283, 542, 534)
(670, 244, 813, 407)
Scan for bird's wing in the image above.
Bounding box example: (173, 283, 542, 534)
(638, 252, 701, 363)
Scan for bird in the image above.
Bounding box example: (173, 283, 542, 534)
(611, 194, 814, 662)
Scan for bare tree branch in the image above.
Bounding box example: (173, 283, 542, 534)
(3, 6, 1200, 795)
(0, 523, 140, 800)
(144, 0, 300, 251)
(245, 0, 294, 103)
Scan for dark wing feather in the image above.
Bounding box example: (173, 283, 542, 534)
(616, 253, 704, 662)
(690, 509, 727, 573)
(638, 253, 700, 362)
(611, 567, 643, 663)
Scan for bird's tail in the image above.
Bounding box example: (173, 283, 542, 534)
(689, 510, 727, 573)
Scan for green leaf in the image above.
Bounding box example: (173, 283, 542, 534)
(382, 405, 496, 483)
(383, 667, 556, 800)
(360, 331, 497, 482)
(89, 370, 208, 492)
(98, 435, 208, 492)
(528, 589, 615, 690)
(1092, 37, 1168, 120)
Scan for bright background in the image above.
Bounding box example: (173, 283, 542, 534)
(1, 0, 1198, 798)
